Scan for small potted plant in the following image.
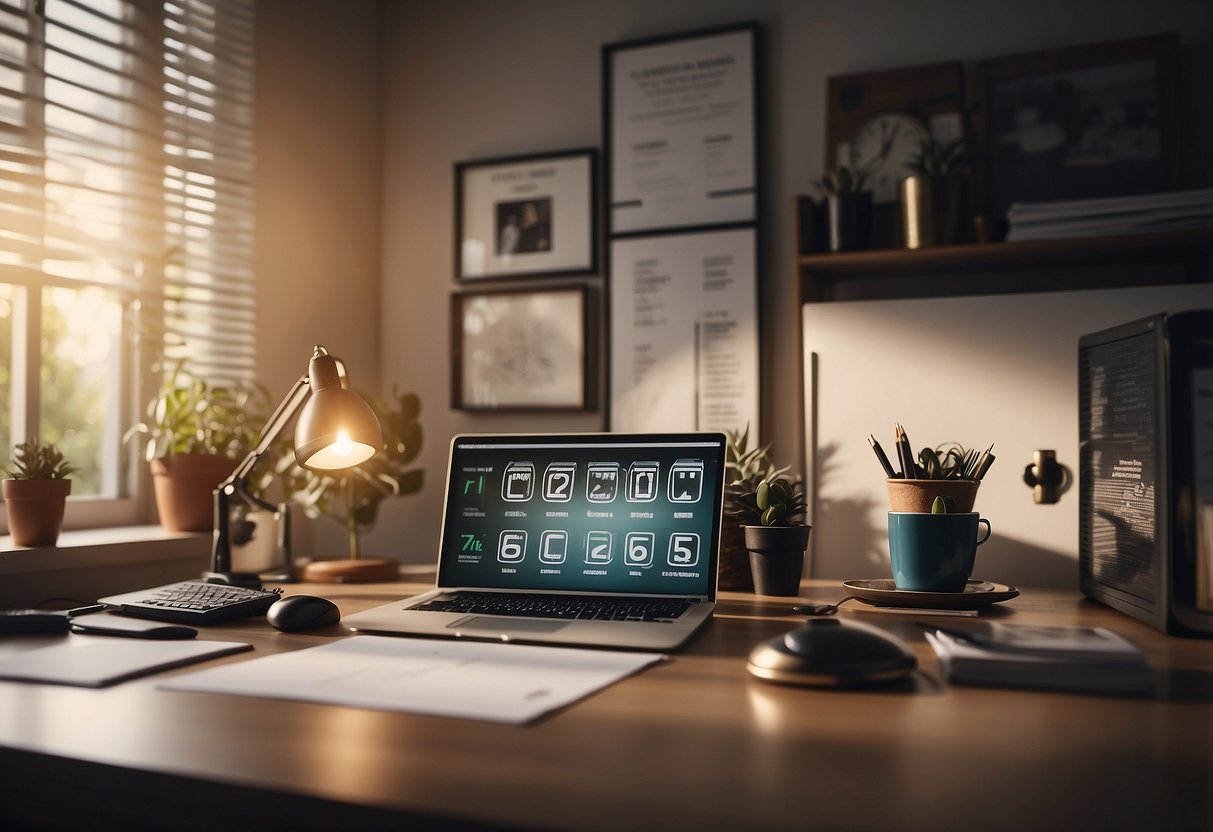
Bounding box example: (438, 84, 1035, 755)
(3, 438, 75, 547)
(813, 163, 874, 252)
(731, 471, 811, 596)
(721, 426, 784, 591)
(125, 361, 272, 532)
(899, 135, 970, 248)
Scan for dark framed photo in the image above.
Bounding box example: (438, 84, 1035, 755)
(451, 284, 591, 411)
(455, 149, 598, 281)
(604, 22, 760, 235)
(973, 34, 1180, 217)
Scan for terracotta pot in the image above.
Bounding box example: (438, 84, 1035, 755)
(717, 521, 754, 591)
(744, 524, 812, 596)
(150, 454, 237, 532)
(886, 478, 978, 514)
(3, 478, 71, 547)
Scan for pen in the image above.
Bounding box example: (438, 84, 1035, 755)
(66, 603, 108, 618)
(973, 444, 996, 480)
(896, 423, 918, 479)
(868, 434, 898, 478)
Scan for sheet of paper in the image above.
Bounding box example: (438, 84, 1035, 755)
(0, 638, 252, 687)
(161, 636, 665, 724)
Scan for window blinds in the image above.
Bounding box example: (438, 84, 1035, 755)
(0, 0, 255, 385)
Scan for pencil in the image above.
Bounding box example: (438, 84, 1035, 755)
(975, 447, 997, 480)
(868, 434, 898, 478)
(896, 423, 918, 479)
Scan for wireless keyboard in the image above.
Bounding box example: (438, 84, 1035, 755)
(98, 581, 282, 624)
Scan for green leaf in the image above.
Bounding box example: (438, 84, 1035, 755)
(931, 496, 947, 514)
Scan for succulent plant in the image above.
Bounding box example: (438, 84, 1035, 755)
(4, 438, 75, 480)
(916, 442, 978, 481)
(812, 163, 873, 196)
(724, 428, 806, 527)
(931, 495, 958, 514)
(907, 136, 970, 177)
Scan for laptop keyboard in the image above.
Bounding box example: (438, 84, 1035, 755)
(413, 592, 692, 623)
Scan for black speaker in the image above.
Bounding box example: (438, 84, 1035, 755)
(1078, 309, 1213, 637)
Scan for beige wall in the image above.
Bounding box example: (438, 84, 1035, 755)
(254, 1, 1211, 582)
(254, 0, 383, 555)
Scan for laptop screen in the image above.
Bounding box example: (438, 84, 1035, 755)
(436, 433, 726, 598)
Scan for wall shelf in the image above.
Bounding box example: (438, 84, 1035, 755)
(794, 196, 1213, 304)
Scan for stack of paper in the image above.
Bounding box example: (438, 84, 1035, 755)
(925, 622, 1151, 695)
(1006, 188, 1213, 241)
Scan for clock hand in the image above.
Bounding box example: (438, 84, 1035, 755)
(878, 123, 901, 162)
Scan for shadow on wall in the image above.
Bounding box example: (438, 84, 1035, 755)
(812, 442, 887, 578)
(977, 533, 1077, 590)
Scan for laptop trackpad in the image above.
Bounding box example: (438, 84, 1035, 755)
(451, 616, 570, 634)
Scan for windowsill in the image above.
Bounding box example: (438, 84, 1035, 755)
(0, 526, 211, 607)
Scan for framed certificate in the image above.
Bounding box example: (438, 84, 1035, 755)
(604, 23, 760, 234)
(456, 149, 598, 281)
(608, 227, 758, 433)
(452, 285, 592, 411)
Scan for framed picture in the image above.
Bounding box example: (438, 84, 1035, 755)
(452, 285, 591, 411)
(604, 22, 760, 234)
(456, 149, 598, 281)
(608, 227, 758, 434)
(973, 34, 1180, 217)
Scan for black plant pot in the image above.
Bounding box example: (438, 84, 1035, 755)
(744, 524, 812, 596)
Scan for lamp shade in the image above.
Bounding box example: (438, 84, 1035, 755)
(294, 352, 382, 470)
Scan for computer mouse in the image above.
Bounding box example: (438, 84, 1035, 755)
(267, 595, 341, 632)
(746, 618, 917, 687)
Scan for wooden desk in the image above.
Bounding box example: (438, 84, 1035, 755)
(1, 580, 1210, 832)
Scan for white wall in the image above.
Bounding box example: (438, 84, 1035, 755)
(369, 0, 1210, 575)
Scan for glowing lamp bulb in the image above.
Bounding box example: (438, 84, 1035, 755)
(330, 430, 354, 457)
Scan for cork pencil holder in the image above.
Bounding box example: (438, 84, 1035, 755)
(886, 478, 979, 513)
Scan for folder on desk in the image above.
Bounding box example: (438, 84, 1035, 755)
(0, 638, 252, 688)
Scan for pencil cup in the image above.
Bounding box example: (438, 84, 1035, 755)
(886, 479, 979, 513)
(887, 511, 991, 592)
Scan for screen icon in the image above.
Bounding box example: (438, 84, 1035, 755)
(543, 462, 576, 502)
(624, 532, 655, 568)
(501, 462, 534, 502)
(667, 533, 700, 567)
(498, 530, 527, 563)
(668, 459, 704, 503)
(585, 531, 613, 564)
(586, 462, 619, 503)
(539, 530, 568, 564)
(626, 461, 660, 502)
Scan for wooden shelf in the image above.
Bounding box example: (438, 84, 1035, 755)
(794, 195, 1213, 303)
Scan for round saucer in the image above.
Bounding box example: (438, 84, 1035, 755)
(842, 579, 1019, 610)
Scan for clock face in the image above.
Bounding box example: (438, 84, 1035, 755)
(848, 112, 930, 205)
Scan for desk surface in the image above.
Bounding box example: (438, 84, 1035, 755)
(1, 579, 1210, 832)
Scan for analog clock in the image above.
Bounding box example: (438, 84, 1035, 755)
(848, 111, 930, 205)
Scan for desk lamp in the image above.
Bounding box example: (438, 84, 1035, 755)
(205, 345, 384, 587)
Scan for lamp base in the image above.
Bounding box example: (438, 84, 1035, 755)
(298, 558, 399, 583)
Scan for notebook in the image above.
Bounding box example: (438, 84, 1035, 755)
(345, 433, 726, 650)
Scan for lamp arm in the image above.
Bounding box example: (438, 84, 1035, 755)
(227, 372, 312, 486)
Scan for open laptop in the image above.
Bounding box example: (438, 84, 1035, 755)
(344, 432, 726, 650)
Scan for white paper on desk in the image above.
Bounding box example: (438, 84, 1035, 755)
(160, 636, 665, 724)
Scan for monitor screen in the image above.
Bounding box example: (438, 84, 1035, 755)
(436, 434, 725, 597)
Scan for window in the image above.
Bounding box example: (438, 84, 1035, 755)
(0, 0, 254, 530)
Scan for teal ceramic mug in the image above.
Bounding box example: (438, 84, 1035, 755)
(887, 512, 992, 592)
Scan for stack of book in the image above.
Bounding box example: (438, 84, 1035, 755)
(925, 622, 1152, 695)
(1006, 188, 1213, 242)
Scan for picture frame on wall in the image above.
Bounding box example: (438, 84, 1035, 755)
(455, 149, 598, 281)
(973, 34, 1180, 218)
(603, 22, 760, 235)
(451, 284, 591, 411)
(608, 227, 758, 434)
